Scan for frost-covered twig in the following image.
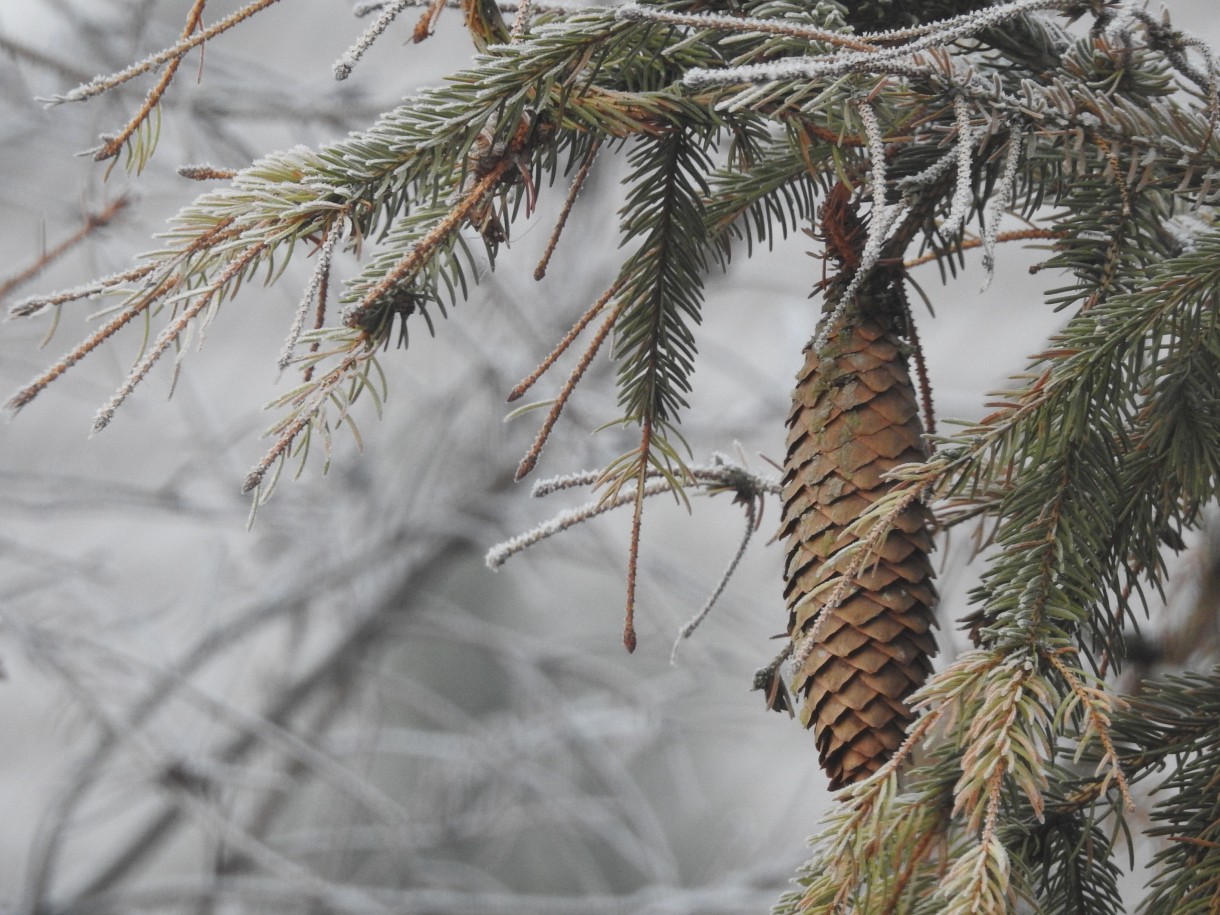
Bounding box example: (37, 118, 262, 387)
(814, 102, 902, 350)
(615, 4, 875, 53)
(670, 495, 757, 664)
(534, 140, 601, 281)
(513, 279, 626, 481)
(335, 0, 415, 79)
(940, 95, 980, 239)
(93, 241, 270, 431)
(279, 221, 346, 371)
(683, 0, 1076, 88)
(981, 126, 1026, 279)
(489, 457, 779, 611)
(486, 477, 677, 568)
(47, 0, 284, 105)
(92, 0, 208, 165)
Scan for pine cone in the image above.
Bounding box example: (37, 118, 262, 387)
(779, 310, 938, 788)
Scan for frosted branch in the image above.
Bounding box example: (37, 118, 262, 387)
(981, 126, 1025, 281)
(940, 95, 980, 239)
(485, 478, 675, 568)
(46, 0, 284, 105)
(335, 0, 414, 79)
(670, 496, 757, 664)
(684, 0, 1077, 88)
(815, 102, 902, 350)
(490, 458, 778, 568)
(615, 4, 874, 52)
(279, 221, 346, 371)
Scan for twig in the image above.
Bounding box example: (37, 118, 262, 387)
(0, 198, 129, 303)
(534, 140, 601, 281)
(485, 477, 676, 568)
(814, 102, 901, 350)
(50, 0, 285, 105)
(414, 0, 448, 44)
(670, 495, 757, 663)
(513, 286, 627, 480)
(510, 0, 535, 39)
(280, 221, 345, 371)
(509, 274, 622, 402)
(93, 0, 209, 163)
(904, 228, 1062, 269)
(897, 282, 935, 436)
(242, 348, 364, 493)
(93, 240, 270, 431)
(622, 419, 653, 653)
(615, 5, 877, 53)
(341, 158, 517, 330)
(335, 0, 414, 78)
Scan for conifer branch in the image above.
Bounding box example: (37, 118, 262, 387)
(340, 159, 517, 331)
(485, 474, 676, 568)
(1042, 647, 1134, 811)
(280, 222, 345, 371)
(489, 457, 778, 654)
(614, 4, 877, 53)
(243, 338, 377, 494)
(8, 216, 242, 412)
(8, 261, 156, 320)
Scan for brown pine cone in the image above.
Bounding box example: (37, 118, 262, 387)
(779, 310, 938, 788)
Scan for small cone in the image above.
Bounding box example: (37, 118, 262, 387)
(779, 310, 938, 788)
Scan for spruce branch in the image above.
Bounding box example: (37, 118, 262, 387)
(7, 216, 243, 412)
(339, 155, 518, 331)
(489, 457, 778, 656)
(811, 101, 903, 351)
(1042, 648, 1133, 812)
(243, 335, 382, 495)
(614, 4, 878, 54)
(683, 0, 1077, 90)
(488, 459, 779, 564)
